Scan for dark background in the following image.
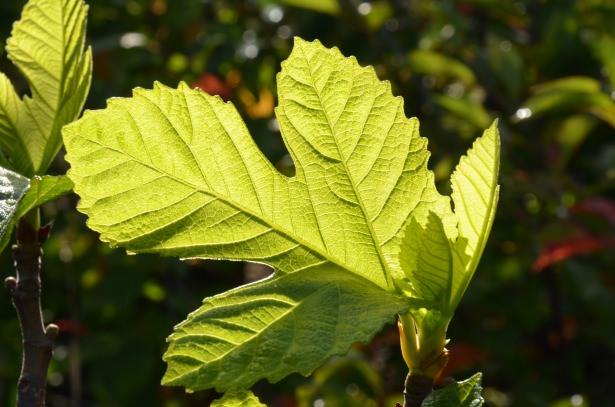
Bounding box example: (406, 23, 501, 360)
(1, 0, 614, 406)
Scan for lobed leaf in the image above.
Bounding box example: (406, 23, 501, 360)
(63, 37, 500, 394)
(422, 373, 484, 407)
(1, 0, 92, 175)
(162, 267, 412, 392)
(211, 390, 266, 407)
(63, 37, 451, 290)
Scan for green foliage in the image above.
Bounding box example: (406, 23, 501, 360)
(14, 175, 73, 219)
(295, 356, 386, 406)
(518, 76, 615, 128)
(0, 166, 29, 248)
(0, 171, 73, 253)
(64, 37, 498, 398)
(407, 50, 476, 86)
(0, 0, 90, 255)
(0, 0, 92, 176)
(422, 373, 484, 407)
(162, 268, 411, 392)
(399, 124, 499, 312)
(211, 390, 265, 407)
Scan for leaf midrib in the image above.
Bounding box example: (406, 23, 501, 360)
(296, 44, 394, 289)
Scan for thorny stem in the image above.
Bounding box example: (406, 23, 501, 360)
(4, 213, 57, 407)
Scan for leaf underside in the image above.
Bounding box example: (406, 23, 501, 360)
(162, 267, 409, 392)
(0, 0, 92, 176)
(422, 373, 484, 407)
(63, 37, 500, 394)
(399, 123, 500, 312)
(63, 38, 452, 291)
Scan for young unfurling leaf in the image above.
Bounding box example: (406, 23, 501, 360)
(0, 166, 30, 250)
(0, 0, 92, 176)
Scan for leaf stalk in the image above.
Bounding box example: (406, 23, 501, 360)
(398, 310, 451, 406)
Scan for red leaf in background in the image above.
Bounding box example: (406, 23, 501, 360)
(532, 234, 615, 273)
(272, 395, 296, 407)
(192, 73, 232, 101)
(437, 343, 487, 383)
(572, 197, 615, 226)
(55, 319, 88, 336)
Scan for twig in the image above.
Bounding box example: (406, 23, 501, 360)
(403, 372, 433, 407)
(4, 218, 57, 407)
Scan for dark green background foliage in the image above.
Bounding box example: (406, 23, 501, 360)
(1, 0, 614, 406)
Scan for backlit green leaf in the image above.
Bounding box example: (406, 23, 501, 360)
(448, 122, 500, 309)
(163, 268, 411, 392)
(211, 390, 266, 407)
(398, 123, 499, 311)
(0, 0, 92, 175)
(422, 373, 484, 407)
(63, 38, 455, 290)
(0, 73, 21, 167)
(399, 212, 453, 308)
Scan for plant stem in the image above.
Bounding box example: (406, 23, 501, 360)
(4, 213, 57, 407)
(403, 372, 433, 407)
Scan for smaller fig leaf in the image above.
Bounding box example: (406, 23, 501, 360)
(422, 373, 484, 407)
(162, 267, 415, 392)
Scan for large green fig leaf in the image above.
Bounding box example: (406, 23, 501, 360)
(0, 0, 92, 176)
(63, 37, 453, 290)
(422, 373, 484, 407)
(211, 390, 266, 407)
(63, 38, 499, 394)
